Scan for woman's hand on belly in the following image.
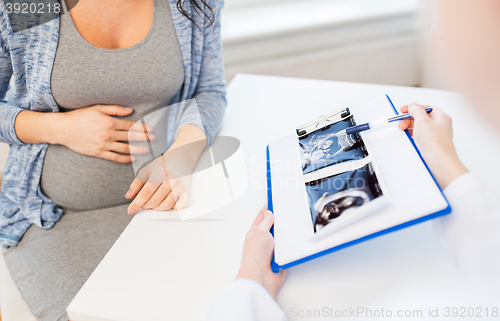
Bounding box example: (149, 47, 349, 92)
(58, 105, 154, 163)
(56, 105, 155, 163)
(16, 105, 154, 163)
(125, 125, 207, 214)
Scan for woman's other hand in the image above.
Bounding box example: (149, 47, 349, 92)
(125, 124, 207, 214)
(236, 206, 288, 299)
(398, 102, 468, 189)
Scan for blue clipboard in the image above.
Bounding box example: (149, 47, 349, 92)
(268, 95, 452, 273)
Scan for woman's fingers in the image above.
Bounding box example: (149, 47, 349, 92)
(173, 192, 189, 210)
(91, 105, 153, 133)
(127, 182, 161, 215)
(109, 142, 149, 155)
(142, 182, 172, 210)
(124, 154, 194, 214)
(168, 177, 188, 196)
(99, 151, 134, 163)
(114, 118, 141, 131)
(153, 192, 176, 211)
(93, 105, 134, 117)
(113, 118, 153, 135)
(125, 178, 146, 199)
(114, 129, 156, 142)
(128, 121, 154, 133)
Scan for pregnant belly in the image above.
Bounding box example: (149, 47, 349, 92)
(41, 144, 136, 211)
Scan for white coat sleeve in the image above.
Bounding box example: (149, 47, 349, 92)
(206, 279, 287, 321)
(432, 172, 500, 296)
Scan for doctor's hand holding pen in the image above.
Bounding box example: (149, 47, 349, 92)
(398, 102, 468, 189)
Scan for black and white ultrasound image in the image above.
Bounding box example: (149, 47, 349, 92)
(306, 163, 383, 232)
(299, 117, 368, 175)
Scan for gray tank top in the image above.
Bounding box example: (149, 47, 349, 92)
(41, 0, 184, 211)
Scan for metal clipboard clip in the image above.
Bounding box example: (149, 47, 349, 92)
(296, 107, 352, 140)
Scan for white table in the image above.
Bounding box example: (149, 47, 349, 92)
(67, 74, 500, 321)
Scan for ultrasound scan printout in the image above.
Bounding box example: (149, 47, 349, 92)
(298, 116, 384, 233)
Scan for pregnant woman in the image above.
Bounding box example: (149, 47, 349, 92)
(0, 0, 225, 319)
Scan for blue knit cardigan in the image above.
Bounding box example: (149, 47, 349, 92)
(0, 0, 226, 247)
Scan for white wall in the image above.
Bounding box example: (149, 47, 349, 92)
(225, 36, 422, 86)
(419, 0, 452, 90)
(222, 0, 424, 86)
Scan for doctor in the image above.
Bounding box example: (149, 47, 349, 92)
(206, 0, 500, 319)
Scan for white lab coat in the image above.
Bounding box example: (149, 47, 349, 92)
(432, 172, 500, 295)
(206, 278, 287, 321)
(207, 173, 500, 321)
